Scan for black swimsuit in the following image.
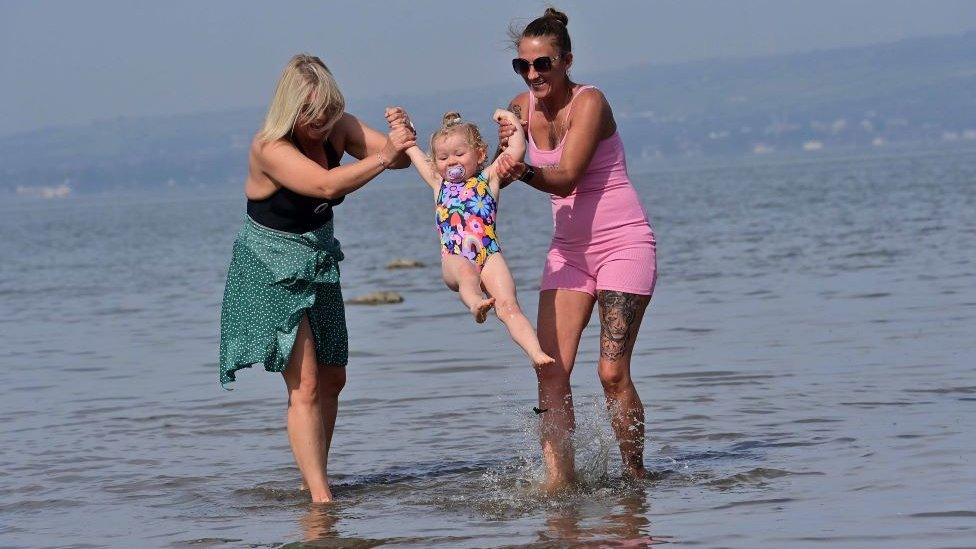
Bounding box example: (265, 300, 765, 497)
(247, 138, 344, 234)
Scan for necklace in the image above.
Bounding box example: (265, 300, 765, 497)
(538, 85, 576, 147)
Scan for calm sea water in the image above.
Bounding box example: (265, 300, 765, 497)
(1, 148, 974, 548)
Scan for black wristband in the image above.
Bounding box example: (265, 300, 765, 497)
(519, 164, 537, 183)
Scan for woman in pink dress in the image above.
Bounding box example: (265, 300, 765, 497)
(496, 8, 658, 491)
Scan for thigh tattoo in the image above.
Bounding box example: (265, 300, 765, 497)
(597, 291, 644, 360)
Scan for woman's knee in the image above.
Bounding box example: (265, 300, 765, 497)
(535, 361, 569, 385)
(598, 362, 631, 392)
(287, 375, 320, 407)
(317, 366, 346, 398)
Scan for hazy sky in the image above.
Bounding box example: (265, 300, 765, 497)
(2, 0, 975, 135)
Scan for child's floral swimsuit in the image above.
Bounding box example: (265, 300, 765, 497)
(435, 171, 500, 270)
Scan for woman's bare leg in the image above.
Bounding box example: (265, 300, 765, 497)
(282, 315, 340, 503)
(442, 255, 494, 322)
(317, 366, 345, 477)
(296, 369, 345, 494)
(479, 254, 554, 367)
(536, 289, 595, 491)
(298, 366, 345, 494)
(595, 290, 651, 478)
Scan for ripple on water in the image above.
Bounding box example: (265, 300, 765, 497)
(703, 467, 824, 490)
(908, 511, 976, 518)
(3, 149, 976, 547)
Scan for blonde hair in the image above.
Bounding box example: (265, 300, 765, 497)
(428, 111, 489, 170)
(258, 54, 345, 142)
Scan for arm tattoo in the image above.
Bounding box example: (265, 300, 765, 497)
(597, 291, 644, 360)
(510, 103, 523, 122)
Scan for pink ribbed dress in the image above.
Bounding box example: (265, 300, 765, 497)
(527, 85, 657, 296)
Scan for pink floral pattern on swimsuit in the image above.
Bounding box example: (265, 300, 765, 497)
(434, 172, 500, 269)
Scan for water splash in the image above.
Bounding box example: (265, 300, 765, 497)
(469, 394, 654, 515)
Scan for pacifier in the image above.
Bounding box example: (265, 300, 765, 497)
(446, 165, 466, 182)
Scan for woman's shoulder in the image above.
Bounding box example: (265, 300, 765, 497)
(250, 133, 276, 158)
(250, 133, 293, 162)
(332, 111, 377, 154)
(573, 85, 609, 109)
(332, 112, 359, 133)
(507, 91, 530, 106)
(506, 92, 530, 120)
(570, 85, 612, 123)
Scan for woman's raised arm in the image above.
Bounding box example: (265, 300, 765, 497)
(337, 112, 412, 169)
(256, 124, 415, 200)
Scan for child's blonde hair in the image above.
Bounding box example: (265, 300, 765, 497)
(429, 111, 489, 171)
(258, 54, 345, 142)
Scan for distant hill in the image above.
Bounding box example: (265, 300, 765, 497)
(3, 32, 975, 194)
(603, 31, 976, 159)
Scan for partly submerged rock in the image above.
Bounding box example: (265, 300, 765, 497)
(345, 291, 404, 305)
(386, 258, 425, 269)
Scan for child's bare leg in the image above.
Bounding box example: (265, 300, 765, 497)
(479, 254, 555, 367)
(442, 255, 494, 322)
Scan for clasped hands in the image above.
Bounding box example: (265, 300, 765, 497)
(383, 106, 529, 184)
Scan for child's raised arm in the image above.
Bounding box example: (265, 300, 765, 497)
(385, 107, 440, 190)
(487, 109, 526, 178)
(405, 145, 441, 191)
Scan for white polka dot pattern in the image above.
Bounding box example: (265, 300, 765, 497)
(218, 216, 347, 388)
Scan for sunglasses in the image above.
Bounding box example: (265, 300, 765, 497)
(512, 55, 561, 76)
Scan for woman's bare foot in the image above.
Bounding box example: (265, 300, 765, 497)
(471, 297, 495, 323)
(310, 488, 335, 503)
(300, 479, 334, 502)
(623, 466, 650, 481)
(540, 475, 574, 497)
(531, 351, 556, 368)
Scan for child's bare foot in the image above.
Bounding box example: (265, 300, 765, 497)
(531, 351, 556, 368)
(471, 297, 495, 323)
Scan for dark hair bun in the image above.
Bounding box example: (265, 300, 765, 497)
(543, 8, 568, 26)
(512, 7, 572, 53)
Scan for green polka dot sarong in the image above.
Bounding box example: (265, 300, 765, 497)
(219, 215, 347, 388)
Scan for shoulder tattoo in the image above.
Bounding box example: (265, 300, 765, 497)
(509, 103, 523, 122)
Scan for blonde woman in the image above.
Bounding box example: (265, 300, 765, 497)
(219, 54, 414, 502)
